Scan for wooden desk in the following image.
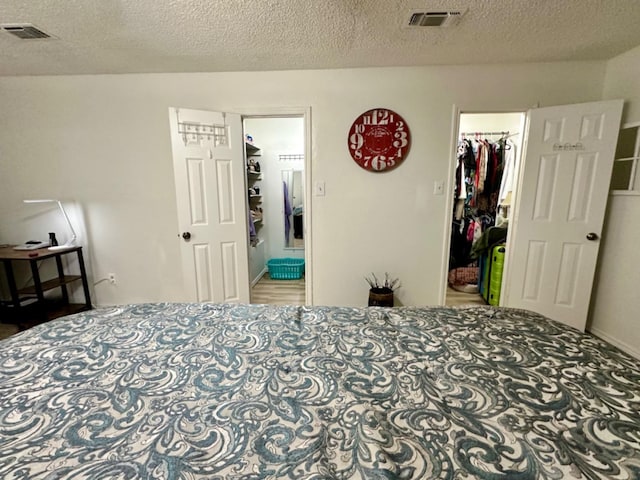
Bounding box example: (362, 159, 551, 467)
(0, 245, 91, 327)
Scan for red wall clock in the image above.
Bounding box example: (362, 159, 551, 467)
(348, 108, 411, 172)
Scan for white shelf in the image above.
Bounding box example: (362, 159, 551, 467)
(611, 190, 640, 196)
(246, 143, 261, 155)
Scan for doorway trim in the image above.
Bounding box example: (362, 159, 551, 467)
(438, 105, 462, 305)
(439, 105, 527, 306)
(235, 106, 313, 305)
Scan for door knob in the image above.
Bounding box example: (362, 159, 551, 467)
(586, 232, 599, 241)
(182, 232, 192, 241)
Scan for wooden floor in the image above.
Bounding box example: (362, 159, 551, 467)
(0, 323, 19, 341)
(445, 286, 487, 306)
(251, 272, 305, 305)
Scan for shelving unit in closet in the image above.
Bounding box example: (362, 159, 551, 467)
(246, 141, 264, 235)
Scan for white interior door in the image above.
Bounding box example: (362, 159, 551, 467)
(169, 107, 250, 303)
(503, 100, 623, 330)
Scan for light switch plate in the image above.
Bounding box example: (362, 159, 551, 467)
(314, 181, 326, 196)
(433, 180, 445, 195)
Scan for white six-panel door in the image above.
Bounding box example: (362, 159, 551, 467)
(503, 100, 623, 331)
(169, 107, 250, 303)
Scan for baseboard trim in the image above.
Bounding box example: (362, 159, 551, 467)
(251, 268, 268, 287)
(589, 327, 640, 360)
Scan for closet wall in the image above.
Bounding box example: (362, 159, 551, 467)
(244, 117, 305, 284)
(447, 113, 524, 296)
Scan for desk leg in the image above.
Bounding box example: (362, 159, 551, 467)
(29, 260, 46, 321)
(76, 249, 92, 310)
(54, 255, 70, 305)
(2, 260, 20, 309)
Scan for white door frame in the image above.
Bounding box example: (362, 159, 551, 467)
(438, 105, 526, 305)
(234, 106, 313, 306)
(438, 105, 462, 305)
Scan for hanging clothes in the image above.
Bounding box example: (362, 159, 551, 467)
(283, 181, 292, 242)
(475, 140, 489, 194)
(498, 139, 517, 206)
(455, 139, 471, 220)
(248, 214, 258, 247)
(450, 134, 511, 272)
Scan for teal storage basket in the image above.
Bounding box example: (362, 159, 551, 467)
(267, 258, 305, 280)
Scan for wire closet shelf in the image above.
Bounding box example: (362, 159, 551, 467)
(460, 131, 520, 139)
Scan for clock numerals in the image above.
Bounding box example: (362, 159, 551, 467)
(349, 132, 364, 151)
(372, 156, 386, 171)
(362, 155, 397, 171)
(360, 109, 395, 126)
(393, 130, 408, 149)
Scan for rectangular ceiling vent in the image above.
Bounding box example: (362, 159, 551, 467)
(1, 24, 53, 39)
(407, 10, 466, 27)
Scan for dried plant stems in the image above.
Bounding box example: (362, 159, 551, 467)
(365, 272, 401, 291)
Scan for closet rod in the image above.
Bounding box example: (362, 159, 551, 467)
(460, 131, 519, 137)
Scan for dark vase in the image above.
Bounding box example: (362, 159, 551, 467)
(368, 287, 394, 307)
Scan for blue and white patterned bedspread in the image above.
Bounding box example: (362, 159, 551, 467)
(1, 303, 639, 479)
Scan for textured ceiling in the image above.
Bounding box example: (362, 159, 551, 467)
(1, 0, 640, 76)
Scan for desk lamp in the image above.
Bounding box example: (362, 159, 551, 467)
(24, 199, 77, 251)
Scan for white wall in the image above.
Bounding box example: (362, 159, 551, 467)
(590, 45, 640, 358)
(0, 62, 606, 308)
(243, 117, 305, 262)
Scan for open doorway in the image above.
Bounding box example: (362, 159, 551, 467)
(243, 116, 307, 305)
(169, 106, 312, 305)
(445, 112, 525, 306)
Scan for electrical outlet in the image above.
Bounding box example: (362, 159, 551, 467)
(108, 273, 116, 285)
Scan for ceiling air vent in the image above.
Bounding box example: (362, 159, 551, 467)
(1, 24, 53, 39)
(407, 10, 466, 27)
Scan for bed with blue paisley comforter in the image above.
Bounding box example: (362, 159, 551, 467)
(1, 303, 639, 479)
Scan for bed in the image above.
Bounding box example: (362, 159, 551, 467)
(1, 303, 639, 479)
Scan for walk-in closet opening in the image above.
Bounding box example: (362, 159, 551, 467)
(445, 112, 525, 306)
(243, 116, 307, 305)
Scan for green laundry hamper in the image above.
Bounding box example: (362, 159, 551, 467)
(488, 244, 506, 306)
